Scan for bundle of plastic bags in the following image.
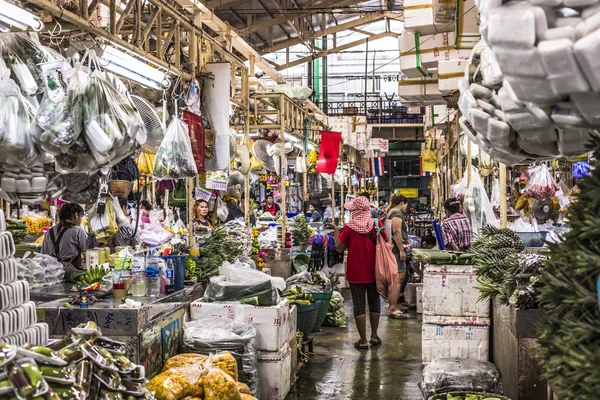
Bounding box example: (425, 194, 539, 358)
(17, 253, 65, 287)
(463, 171, 499, 233)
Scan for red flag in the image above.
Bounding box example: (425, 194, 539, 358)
(316, 131, 342, 174)
(182, 110, 206, 172)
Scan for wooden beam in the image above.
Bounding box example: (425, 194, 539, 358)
(115, 0, 136, 34)
(275, 31, 398, 70)
(204, 0, 247, 8)
(237, 0, 361, 36)
(141, 7, 160, 47)
(258, 11, 401, 54)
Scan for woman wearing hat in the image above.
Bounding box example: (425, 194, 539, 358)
(329, 196, 386, 350)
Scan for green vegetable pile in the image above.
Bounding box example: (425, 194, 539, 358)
(324, 292, 346, 327)
(291, 215, 311, 247)
(193, 227, 242, 283)
(537, 135, 600, 400)
(444, 394, 501, 400)
(412, 248, 474, 265)
(185, 257, 197, 281)
(285, 286, 313, 307)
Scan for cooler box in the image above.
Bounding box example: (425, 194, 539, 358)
(189, 299, 291, 352)
(404, 0, 455, 35)
(422, 319, 490, 363)
(438, 59, 467, 94)
(257, 341, 292, 400)
(423, 265, 490, 318)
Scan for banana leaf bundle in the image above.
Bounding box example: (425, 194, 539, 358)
(412, 248, 474, 265)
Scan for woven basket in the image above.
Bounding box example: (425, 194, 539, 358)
(428, 392, 510, 400)
(108, 180, 133, 198)
(296, 303, 318, 339)
(311, 291, 333, 332)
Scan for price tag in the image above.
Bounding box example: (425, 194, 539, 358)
(206, 179, 228, 191)
(195, 187, 212, 202)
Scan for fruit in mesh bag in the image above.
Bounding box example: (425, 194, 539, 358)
(203, 367, 242, 400)
(205, 351, 238, 381)
(146, 370, 191, 400)
(237, 382, 251, 394)
(162, 354, 208, 371)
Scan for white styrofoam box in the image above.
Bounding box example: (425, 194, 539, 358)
(405, 283, 423, 305)
(422, 323, 490, 363)
(404, 0, 455, 35)
(455, 0, 480, 49)
(417, 286, 424, 313)
(425, 264, 477, 274)
(423, 269, 490, 318)
(287, 304, 297, 345)
(434, 0, 457, 24)
(438, 59, 468, 94)
(257, 342, 292, 400)
(399, 31, 455, 78)
(398, 72, 445, 104)
(189, 299, 290, 351)
(425, 104, 452, 128)
(422, 315, 491, 326)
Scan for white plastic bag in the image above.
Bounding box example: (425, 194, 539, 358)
(139, 223, 173, 246)
(524, 164, 559, 200)
(463, 171, 498, 233)
(220, 260, 286, 292)
(153, 117, 198, 179)
(491, 178, 500, 208)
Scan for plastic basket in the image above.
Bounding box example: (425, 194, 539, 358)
(293, 253, 310, 270)
(428, 392, 510, 400)
(296, 303, 318, 339)
(515, 232, 548, 248)
(311, 291, 333, 332)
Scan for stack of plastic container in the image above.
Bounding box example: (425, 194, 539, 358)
(421, 263, 490, 364)
(0, 211, 48, 346)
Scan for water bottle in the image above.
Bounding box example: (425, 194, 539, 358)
(131, 256, 146, 297)
(145, 250, 161, 297)
(164, 256, 175, 294)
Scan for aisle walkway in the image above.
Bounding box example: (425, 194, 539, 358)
(286, 292, 423, 400)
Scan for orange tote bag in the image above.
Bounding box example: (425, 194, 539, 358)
(374, 219, 399, 300)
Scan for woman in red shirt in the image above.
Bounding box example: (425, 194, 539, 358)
(330, 196, 386, 350)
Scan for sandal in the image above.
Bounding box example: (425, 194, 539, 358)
(369, 338, 382, 346)
(387, 310, 408, 319)
(354, 340, 369, 350)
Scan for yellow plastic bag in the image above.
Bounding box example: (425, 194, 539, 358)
(240, 395, 258, 400)
(203, 366, 241, 400)
(146, 370, 191, 400)
(236, 382, 251, 395)
(205, 351, 238, 381)
(163, 354, 208, 372)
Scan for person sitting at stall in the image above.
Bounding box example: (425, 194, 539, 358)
(308, 204, 322, 222)
(225, 199, 245, 223)
(442, 197, 473, 251)
(41, 203, 88, 282)
(421, 229, 437, 249)
(88, 197, 140, 253)
(139, 200, 152, 224)
(263, 193, 280, 216)
(192, 200, 213, 228)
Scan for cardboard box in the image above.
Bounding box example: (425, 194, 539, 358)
(438, 59, 467, 94)
(423, 268, 490, 318)
(189, 300, 290, 352)
(257, 342, 292, 400)
(422, 323, 489, 363)
(456, 0, 480, 49)
(404, 0, 455, 35)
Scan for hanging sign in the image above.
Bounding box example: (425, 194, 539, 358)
(194, 187, 212, 202)
(206, 178, 227, 191)
(316, 131, 342, 174)
(421, 149, 437, 175)
(397, 188, 419, 198)
(368, 139, 390, 153)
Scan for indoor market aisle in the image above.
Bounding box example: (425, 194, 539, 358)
(286, 292, 423, 400)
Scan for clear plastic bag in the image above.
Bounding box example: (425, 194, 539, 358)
(153, 117, 198, 179)
(139, 223, 173, 246)
(202, 275, 278, 306)
(463, 171, 498, 233)
(524, 164, 559, 200)
(0, 79, 38, 164)
(204, 365, 242, 400)
(220, 261, 286, 292)
(419, 358, 503, 398)
(491, 178, 500, 208)
(183, 317, 258, 398)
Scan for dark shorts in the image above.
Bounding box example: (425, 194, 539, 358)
(395, 253, 407, 273)
(349, 282, 381, 317)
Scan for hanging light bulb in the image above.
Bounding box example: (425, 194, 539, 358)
(0, 0, 43, 31)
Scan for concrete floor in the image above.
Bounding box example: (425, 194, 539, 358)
(286, 291, 424, 400)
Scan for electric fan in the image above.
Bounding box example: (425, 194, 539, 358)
(131, 95, 164, 154)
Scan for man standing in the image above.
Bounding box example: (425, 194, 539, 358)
(442, 197, 472, 251)
(263, 193, 281, 216)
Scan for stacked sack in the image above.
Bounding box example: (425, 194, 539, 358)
(461, 0, 600, 165)
(0, 212, 48, 346)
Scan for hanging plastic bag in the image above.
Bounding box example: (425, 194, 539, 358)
(137, 151, 155, 176)
(463, 171, 498, 233)
(451, 173, 469, 198)
(491, 178, 500, 208)
(216, 196, 228, 222)
(374, 219, 398, 301)
(153, 117, 198, 179)
(524, 164, 559, 200)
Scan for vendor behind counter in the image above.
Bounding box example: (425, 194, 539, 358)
(41, 203, 88, 282)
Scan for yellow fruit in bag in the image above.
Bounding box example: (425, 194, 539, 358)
(240, 395, 258, 400)
(146, 370, 191, 400)
(203, 367, 242, 400)
(237, 382, 251, 394)
(163, 354, 208, 371)
(137, 151, 156, 176)
(205, 351, 238, 381)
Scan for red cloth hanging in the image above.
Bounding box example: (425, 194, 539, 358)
(182, 110, 206, 172)
(316, 131, 342, 174)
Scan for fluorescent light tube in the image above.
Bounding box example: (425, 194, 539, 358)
(0, 0, 42, 30)
(100, 45, 169, 90)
